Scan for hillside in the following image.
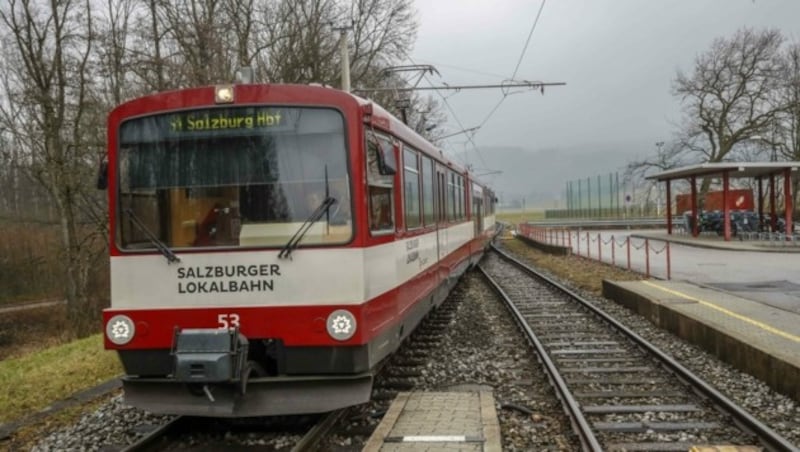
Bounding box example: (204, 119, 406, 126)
(452, 142, 649, 209)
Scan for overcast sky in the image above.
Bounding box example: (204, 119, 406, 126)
(409, 0, 800, 161)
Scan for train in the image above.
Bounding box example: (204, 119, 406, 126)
(100, 81, 497, 417)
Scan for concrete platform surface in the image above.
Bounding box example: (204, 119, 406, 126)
(362, 391, 501, 452)
(603, 279, 800, 401)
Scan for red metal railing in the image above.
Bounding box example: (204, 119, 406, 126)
(516, 225, 671, 280)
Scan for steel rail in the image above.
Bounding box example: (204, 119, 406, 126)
(489, 243, 797, 452)
(475, 264, 602, 452)
(121, 416, 184, 452)
(290, 408, 348, 452)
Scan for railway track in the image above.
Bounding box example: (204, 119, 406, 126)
(479, 245, 796, 451)
(27, 238, 799, 450)
(118, 409, 346, 451)
(112, 290, 466, 451)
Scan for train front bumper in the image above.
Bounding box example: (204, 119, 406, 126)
(120, 373, 373, 417)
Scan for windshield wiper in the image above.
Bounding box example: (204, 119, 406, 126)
(123, 208, 181, 264)
(278, 196, 337, 260)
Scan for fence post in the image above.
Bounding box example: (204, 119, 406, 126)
(666, 242, 671, 280)
(586, 232, 590, 257)
(611, 236, 616, 266)
(645, 238, 650, 278)
(597, 233, 602, 262)
(626, 236, 631, 271)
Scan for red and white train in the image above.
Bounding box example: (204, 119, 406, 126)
(101, 82, 496, 417)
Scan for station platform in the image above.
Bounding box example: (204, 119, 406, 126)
(602, 279, 800, 401)
(362, 390, 502, 452)
(630, 230, 800, 253)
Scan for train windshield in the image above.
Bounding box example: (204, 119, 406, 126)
(116, 106, 352, 250)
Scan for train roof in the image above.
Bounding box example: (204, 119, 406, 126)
(334, 87, 476, 181)
(111, 83, 488, 189)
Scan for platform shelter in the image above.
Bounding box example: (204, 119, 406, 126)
(646, 162, 800, 241)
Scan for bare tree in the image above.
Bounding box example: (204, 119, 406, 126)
(624, 141, 688, 211)
(262, 0, 341, 85)
(349, 0, 416, 85)
(0, 0, 103, 335)
(772, 41, 800, 209)
(222, 0, 260, 67)
(128, 0, 268, 89)
(261, 0, 416, 88)
(781, 43, 800, 161)
(157, 0, 233, 85)
(96, 0, 137, 106)
(673, 28, 785, 169)
(127, 0, 169, 93)
(407, 94, 447, 141)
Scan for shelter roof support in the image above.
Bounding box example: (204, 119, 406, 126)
(666, 180, 672, 234)
(723, 171, 731, 241)
(771, 175, 777, 231)
(690, 176, 698, 237)
(785, 168, 793, 237)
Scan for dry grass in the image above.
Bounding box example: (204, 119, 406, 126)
(498, 233, 644, 296)
(0, 221, 110, 307)
(0, 223, 63, 305)
(0, 305, 72, 361)
(496, 209, 545, 226)
(0, 220, 110, 358)
(0, 334, 122, 424)
(494, 214, 643, 295)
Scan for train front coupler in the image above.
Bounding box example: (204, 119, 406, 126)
(171, 327, 249, 402)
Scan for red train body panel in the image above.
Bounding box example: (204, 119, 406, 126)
(102, 83, 496, 416)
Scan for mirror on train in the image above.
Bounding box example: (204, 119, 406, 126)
(376, 140, 397, 175)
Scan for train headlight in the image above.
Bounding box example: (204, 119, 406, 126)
(215, 84, 234, 103)
(326, 310, 357, 341)
(106, 315, 135, 345)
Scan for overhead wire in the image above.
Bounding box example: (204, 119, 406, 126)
(412, 59, 515, 81)
(476, 0, 546, 130)
(416, 58, 488, 170)
(511, 0, 546, 81)
(398, 0, 547, 177)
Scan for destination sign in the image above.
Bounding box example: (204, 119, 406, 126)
(120, 106, 342, 145)
(168, 111, 283, 132)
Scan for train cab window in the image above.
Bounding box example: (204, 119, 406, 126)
(403, 148, 421, 229)
(367, 132, 395, 234)
(117, 106, 352, 250)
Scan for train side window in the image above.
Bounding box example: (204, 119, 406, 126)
(447, 172, 457, 221)
(369, 186, 394, 231)
(403, 148, 421, 229)
(421, 156, 434, 225)
(457, 174, 465, 220)
(367, 132, 395, 234)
